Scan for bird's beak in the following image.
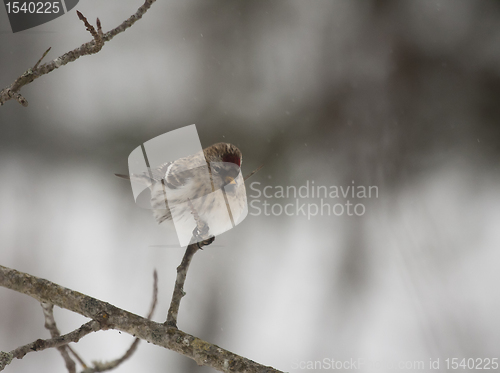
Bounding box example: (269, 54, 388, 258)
(225, 176, 237, 185)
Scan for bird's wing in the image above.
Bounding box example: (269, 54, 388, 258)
(120, 162, 173, 187)
(162, 162, 210, 190)
(161, 161, 185, 189)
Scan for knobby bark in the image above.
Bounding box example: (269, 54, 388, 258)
(0, 265, 283, 373)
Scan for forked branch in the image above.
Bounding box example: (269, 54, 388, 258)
(0, 265, 284, 372)
(0, 0, 156, 107)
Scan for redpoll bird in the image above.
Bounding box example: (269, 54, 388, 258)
(116, 143, 247, 244)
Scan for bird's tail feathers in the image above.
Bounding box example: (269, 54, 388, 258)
(116, 172, 157, 188)
(114, 173, 131, 180)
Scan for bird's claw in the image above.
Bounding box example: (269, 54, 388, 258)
(192, 223, 214, 249)
(197, 236, 215, 249)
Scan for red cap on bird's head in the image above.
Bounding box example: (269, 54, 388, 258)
(204, 143, 242, 167)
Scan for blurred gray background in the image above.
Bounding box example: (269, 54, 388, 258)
(1, 0, 500, 372)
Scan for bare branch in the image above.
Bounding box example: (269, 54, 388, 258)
(0, 0, 156, 107)
(102, 0, 155, 43)
(166, 201, 215, 328)
(147, 269, 159, 320)
(0, 265, 284, 373)
(33, 47, 51, 70)
(0, 320, 101, 371)
(165, 244, 200, 329)
(41, 302, 78, 373)
(76, 11, 104, 54)
(68, 346, 88, 372)
(244, 164, 264, 181)
(82, 270, 159, 373)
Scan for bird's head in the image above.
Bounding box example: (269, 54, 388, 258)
(204, 143, 242, 166)
(204, 143, 242, 188)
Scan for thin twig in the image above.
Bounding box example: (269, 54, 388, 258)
(41, 302, 78, 373)
(41, 302, 88, 369)
(0, 321, 101, 371)
(147, 269, 159, 320)
(165, 201, 214, 328)
(244, 163, 264, 181)
(0, 0, 156, 107)
(33, 47, 51, 70)
(68, 345, 87, 370)
(82, 270, 158, 373)
(165, 244, 200, 329)
(102, 0, 155, 43)
(76, 11, 104, 54)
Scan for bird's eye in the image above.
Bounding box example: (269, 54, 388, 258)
(211, 165, 222, 174)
